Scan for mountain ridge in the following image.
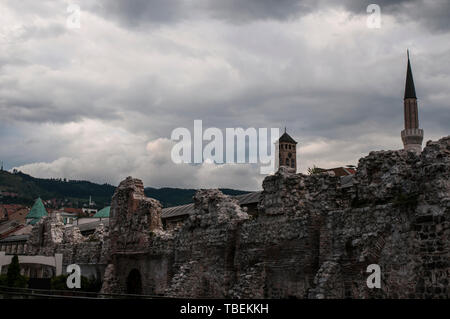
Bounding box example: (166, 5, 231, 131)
(0, 170, 250, 208)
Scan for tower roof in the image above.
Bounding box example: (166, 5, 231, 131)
(404, 50, 417, 99)
(279, 132, 297, 144)
(26, 197, 48, 224)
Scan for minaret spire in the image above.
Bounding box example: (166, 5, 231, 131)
(404, 49, 417, 99)
(401, 50, 423, 153)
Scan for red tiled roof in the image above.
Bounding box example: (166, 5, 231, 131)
(7, 208, 29, 223)
(0, 204, 27, 217)
(0, 222, 24, 239)
(327, 167, 356, 177)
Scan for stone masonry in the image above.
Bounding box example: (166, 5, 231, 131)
(25, 136, 450, 298)
(25, 212, 110, 279)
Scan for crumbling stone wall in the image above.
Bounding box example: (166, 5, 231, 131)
(25, 214, 109, 279)
(101, 176, 169, 294)
(309, 136, 450, 298)
(26, 136, 449, 298)
(109, 177, 163, 253)
(164, 190, 249, 297)
(168, 136, 448, 298)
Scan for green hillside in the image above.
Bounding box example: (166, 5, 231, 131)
(0, 170, 250, 208)
(0, 170, 115, 208)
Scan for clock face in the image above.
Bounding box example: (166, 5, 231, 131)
(288, 152, 292, 158)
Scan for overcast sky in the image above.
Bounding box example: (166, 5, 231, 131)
(0, 0, 449, 191)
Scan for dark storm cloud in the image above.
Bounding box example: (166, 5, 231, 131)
(341, 0, 450, 32)
(89, 0, 316, 27)
(0, 75, 122, 124)
(89, 0, 187, 27)
(201, 0, 316, 23)
(88, 0, 450, 31)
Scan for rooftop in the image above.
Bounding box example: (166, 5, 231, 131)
(278, 132, 297, 144)
(161, 191, 262, 219)
(26, 198, 48, 224)
(93, 206, 110, 218)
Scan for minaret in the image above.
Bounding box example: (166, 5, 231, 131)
(401, 50, 423, 153)
(276, 128, 298, 172)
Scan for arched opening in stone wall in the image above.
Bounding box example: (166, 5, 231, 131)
(126, 269, 142, 295)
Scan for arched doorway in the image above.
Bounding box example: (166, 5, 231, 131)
(126, 269, 142, 295)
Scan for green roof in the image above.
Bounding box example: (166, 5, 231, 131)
(93, 206, 110, 218)
(26, 198, 48, 224)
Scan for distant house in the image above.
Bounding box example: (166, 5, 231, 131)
(51, 211, 78, 225)
(47, 207, 85, 225)
(60, 207, 83, 215)
(82, 208, 98, 216)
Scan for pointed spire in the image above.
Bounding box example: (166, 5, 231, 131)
(279, 131, 298, 144)
(404, 49, 417, 99)
(26, 197, 48, 224)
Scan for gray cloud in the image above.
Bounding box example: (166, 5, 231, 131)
(86, 0, 317, 28)
(0, 0, 449, 190)
(89, 0, 187, 27)
(201, 0, 315, 23)
(341, 0, 450, 32)
(86, 0, 450, 32)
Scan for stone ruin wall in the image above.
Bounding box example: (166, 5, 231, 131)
(25, 211, 110, 279)
(101, 136, 449, 298)
(24, 136, 450, 298)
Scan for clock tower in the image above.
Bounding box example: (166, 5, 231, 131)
(276, 129, 298, 172)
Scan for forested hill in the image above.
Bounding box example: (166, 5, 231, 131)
(0, 170, 249, 208)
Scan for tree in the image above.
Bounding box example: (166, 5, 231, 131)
(307, 165, 323, 175)
(6, 255, 28, 288)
